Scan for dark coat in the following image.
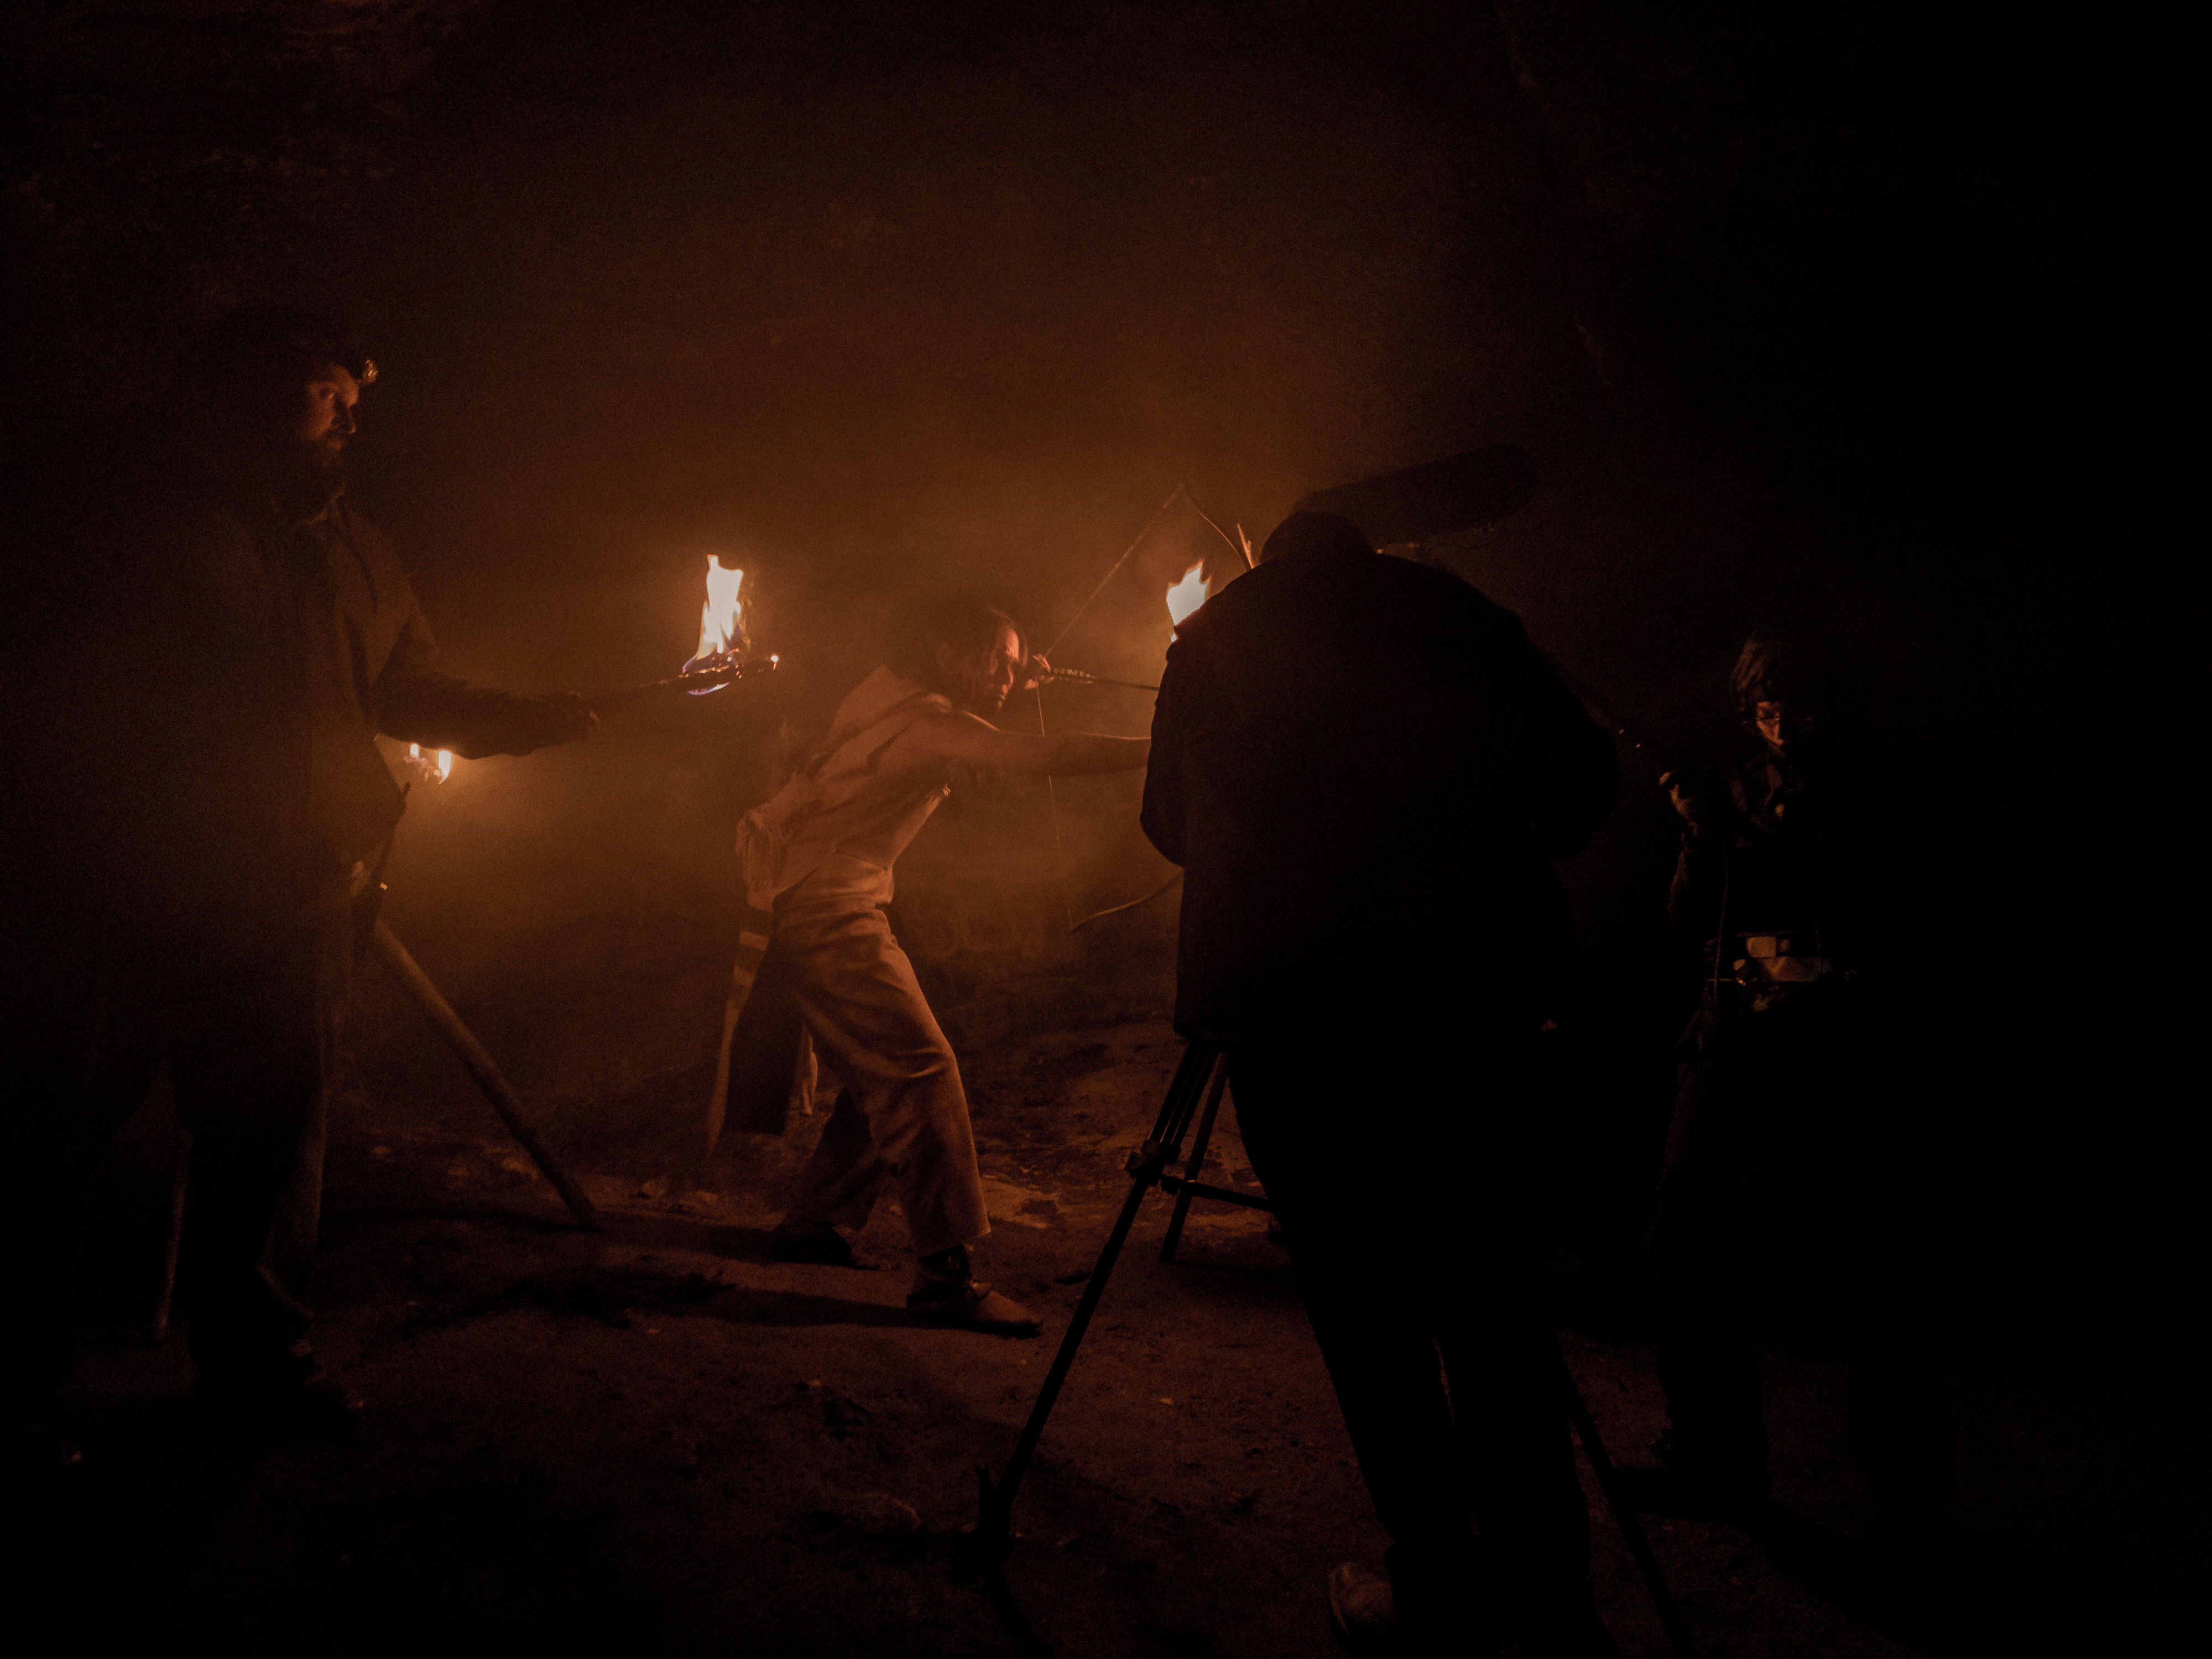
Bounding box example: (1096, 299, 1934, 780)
(1666, 742, 1891, 975)
(3, 435, 564, 975)
(1139, 543, 1616, 1045)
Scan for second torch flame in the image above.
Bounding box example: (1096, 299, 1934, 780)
(682, 555, 746, 692)
(407, 743, 453, 782)
(1166, 561, 1211, 632)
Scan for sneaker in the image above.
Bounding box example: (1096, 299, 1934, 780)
(1327, 1561, 1397, 1653)
(14, 1410, 82, 1472)
(768, 1219, 855, 1266)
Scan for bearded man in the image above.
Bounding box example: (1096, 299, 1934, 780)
(3, 307, 593, 1457)
(725, 598, 1146, 1334)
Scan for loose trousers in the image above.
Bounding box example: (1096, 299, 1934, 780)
(775, 857, 989, 1258)
(1648, 981, 1956, 1511)
(1229, 1030, 1592, 1638)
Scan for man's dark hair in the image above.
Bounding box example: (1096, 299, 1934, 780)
(1259, 510, 1373, 564)
(1729, 625, 1850, 730)
(191, 305, 375, 420)
(886, 596, 1026, 692)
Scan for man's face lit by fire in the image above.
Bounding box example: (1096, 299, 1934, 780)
(943, 627, 1024, 717)
(294, 361, 361, 477)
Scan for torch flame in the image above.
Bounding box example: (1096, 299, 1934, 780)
(1165, 561, 1211, 631)
(681, 555, 747, 693)
(406, 743, 455, 783)
(691, 556, 745, 664)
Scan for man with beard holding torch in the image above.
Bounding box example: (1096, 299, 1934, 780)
(729, 599, 1146, 1334)
(3, 307, 594, 1458)
(1140, 511, 1620, 1656)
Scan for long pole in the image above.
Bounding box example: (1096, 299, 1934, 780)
(371, 921, 600, 1230)
(587, 655, 778, 715)
(1555, 1347, 1702, 1658)
(1032, 669, 1161, 692)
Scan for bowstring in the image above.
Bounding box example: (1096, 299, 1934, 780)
(1035, 485, 1188, 932)
(1035, 682, 1074, 933)
(1181, 483, 1255, 570)
(1041, 486, 1186, 658)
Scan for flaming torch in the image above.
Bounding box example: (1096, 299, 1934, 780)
(1030, 561, 1215, 695)
(1165, 561, 1211, 632)
(587, 552, 779, 714)
(682, 555, 748, 691)
(403, 743, 455, 783)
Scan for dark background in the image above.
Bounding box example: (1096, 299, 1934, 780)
(4, 3, 2132, 1319)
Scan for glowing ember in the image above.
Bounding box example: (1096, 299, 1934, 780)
(1165, 561, 1211, 631)
(681, 555, 747, 692)
(406, 743, 455, 782)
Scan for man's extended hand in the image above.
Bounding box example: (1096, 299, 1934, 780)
(1019, 651, 1052, 694)
(1660, 770, 1725, 834)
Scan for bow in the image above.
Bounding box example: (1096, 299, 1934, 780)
(1032, 484, 1250, 932)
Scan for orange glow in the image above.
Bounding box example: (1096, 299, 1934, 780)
(1165, 562, 1210, 631)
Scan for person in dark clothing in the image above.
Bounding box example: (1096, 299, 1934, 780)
(1643, 628, 1955, 1538)
(1140, 511, 1619, 1656)
(2, 307, 594, 1458)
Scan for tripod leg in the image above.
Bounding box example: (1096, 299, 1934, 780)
(962, 1040, 1217, 1572)
(1160, 1055, 1230, 1262)
(1555, 1344, 1702, 1658)
(145, 1126, 190, 1345)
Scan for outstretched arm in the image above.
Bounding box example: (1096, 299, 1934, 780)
(877, 708, 1147, 776)
(374, 604, 597, 757)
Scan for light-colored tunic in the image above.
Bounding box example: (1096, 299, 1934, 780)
(717, 668, 989, 1255)
(737, 666, 954, 911)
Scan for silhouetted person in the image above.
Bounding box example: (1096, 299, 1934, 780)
(1644, 628, 1955, 1541)
(1140, 512, 1619, 1656)
(2, 307, 593, 1460)
(725, 599, 1146, 1334)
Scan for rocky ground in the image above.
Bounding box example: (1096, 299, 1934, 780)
(43, 999, 2182, 1658)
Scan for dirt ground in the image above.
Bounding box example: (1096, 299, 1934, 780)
(41, 991, 2188, 1658)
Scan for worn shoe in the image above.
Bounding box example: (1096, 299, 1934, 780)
(15, 1412, 82, 1472)
(768, 1219, 856, 1266)
(905, 1275, 1040, 1336)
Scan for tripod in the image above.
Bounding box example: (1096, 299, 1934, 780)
(959, 1039, 1701, 1659)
